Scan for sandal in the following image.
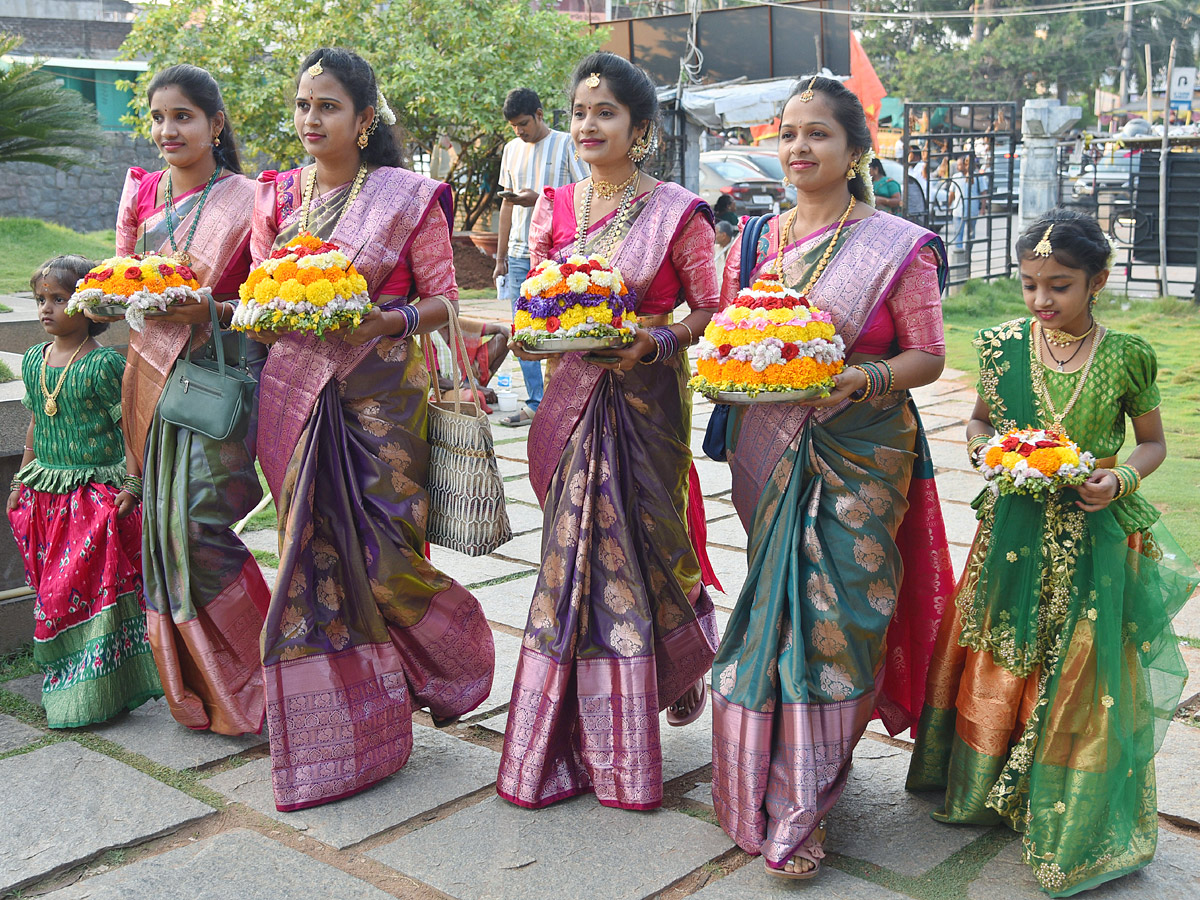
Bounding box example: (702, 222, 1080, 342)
(498, 407, 534, 428)
(767, 821, 827, 881)
(666, 678, 707, 727)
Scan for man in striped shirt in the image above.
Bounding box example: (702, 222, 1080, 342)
(494, 87, 588, 427)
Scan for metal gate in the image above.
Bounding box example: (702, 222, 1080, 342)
(901, 101, 1019, 287)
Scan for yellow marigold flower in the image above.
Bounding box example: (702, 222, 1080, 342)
(306, 280, 335, 306)
(514, 310, 533, 329)
(253, 278, 280, 304)
(591, 306, 613, 324)
(279, 280, 306, 305)
(1001, 451, 1022, 469)
(351, 274, 368, 294)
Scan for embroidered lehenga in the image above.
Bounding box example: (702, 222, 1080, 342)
(9, 346, 162, 726)
(496, 181, 721, 810)
(712, 212, 956, 869)
(907, 320, 1196, 897)
(252, 167, 494, 811)
(116, 167, 269, 735)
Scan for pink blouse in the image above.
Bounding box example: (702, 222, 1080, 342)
(720, 215, 945, 356)
(528, 184, 718, 314)
(259, 168, 457, 304)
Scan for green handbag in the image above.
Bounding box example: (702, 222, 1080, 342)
(157, 298, 258, 443)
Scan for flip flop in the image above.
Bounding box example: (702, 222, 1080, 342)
(767, 821, 827, 881)
(498, 407, 534, 427)
(666, 679, 707, 727)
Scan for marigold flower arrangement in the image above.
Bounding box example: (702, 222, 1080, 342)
(513, 254, 638, 348)
(689, 273, 845, 400)
(231, 234, 372, 336)
(65, 254, 210, 331)
(978, 427, 1096, 496)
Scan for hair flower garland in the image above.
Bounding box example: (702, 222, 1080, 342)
(857, 148, 876, 207)
(376, 89, 396, 126)
(232, 235, 372, 337)
(66, 254, 210, 332)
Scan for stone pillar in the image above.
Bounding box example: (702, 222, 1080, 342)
(1018, 99, 1081, 234)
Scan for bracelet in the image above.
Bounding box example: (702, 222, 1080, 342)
(848, 362, 888, 402)
(9, 479, 22, 492)
(967, 433, 991, 468)
(676, 320, 695, 346)
(641, 326, 680, 364)
(877, 359, 895, 394)
(394, 304, 421, 339)
(120, 474, 143, 499)
(1111, 464, 1141, 499)
(24, 445, 34, 453)
(218, 302, 233, 328)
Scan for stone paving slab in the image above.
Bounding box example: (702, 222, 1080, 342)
(1155, 723, 1200, 826)
(205, 725, 500, 850)
(493, 530, 542, 567)
(928, 436, 974, 472)
(703, 515, 749, 551)
(684, 781, 713, 806)
(705, 546, 748, 604)
(916, 411, 965, 434)
(1173, 592, 1200, 640)
(495, 456, 529, 480)
(88, 698, 266, 769)
(935, 468, 989, 504)
(690, 857, 910, 899)
(949, 542, 970, 575)
(2, 673, 44, 706)
(966, 827, 1200, 900)
(941, 500, 982, 546)
(504, 477, 539, 506)
(474, 631, 522, 719)
(1180, 645, 1200, 702)
(42, 829, 396, 900)
(368, 793, 732, 900)
(0, 742, 213, 894)
(826, 740, 990, 877)
(475, 574, 538, 630)
(428, 545, 535, 587)
(922, 398, 978, 422)
(503, 501, 545, 535)
(694, 457, 733, 496)
(0, 713, 41, 752)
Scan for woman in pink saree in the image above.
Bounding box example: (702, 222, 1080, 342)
(250, 48, 493, 812)
(110, 65, 268, 735)
(497, 53, 720, 811)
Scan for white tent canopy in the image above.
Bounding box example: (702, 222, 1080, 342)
(658, 73, 838, 129)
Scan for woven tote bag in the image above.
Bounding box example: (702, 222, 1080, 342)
(421, 297, 512, 555)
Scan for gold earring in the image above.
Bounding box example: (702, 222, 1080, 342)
(574, 145, 580, 161)
(628, 125, 655, 163)
(213, 135, 221, 147)
(357, 130, 369, 149)
(846, 161, 857, 180)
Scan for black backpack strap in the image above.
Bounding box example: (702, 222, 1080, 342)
(738, 214, 772, 290)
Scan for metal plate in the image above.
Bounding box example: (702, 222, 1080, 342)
(87, 304, 172, 318)
(517, 335, 631, 355)
(713, 386, 826, 405)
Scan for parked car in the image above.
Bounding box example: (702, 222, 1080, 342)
(701, 149, 795, 208)
(1070, 144, 1140, 197)
(982, 138, 1021, 210)
(698, 158, 787, 215)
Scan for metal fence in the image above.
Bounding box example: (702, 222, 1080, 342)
(901, 101, 1019, 288)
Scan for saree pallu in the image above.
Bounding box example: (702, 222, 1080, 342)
(10, 482, 161, 727)
(712, 212, 954, 868)
(256, 167, 494, 811)
(115, 167, 268, 735)
(497, 353, 719, 810)
(261, 341, 494, 811)
(907, 320, 1196, 897)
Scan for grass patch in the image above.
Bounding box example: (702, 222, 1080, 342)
(0, 218, 115, 294)
(0, 360, 17, 383)
(251, 549, 279, 569)
(0, 644, 36, 683)
(943, 280, 1200, 560)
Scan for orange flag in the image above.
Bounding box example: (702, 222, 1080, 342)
(845, 31, 887, 150)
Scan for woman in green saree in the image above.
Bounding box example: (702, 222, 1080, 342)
(907, 209, 1197, 896)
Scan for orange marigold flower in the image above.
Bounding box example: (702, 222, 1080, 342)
(325, 266, 346, 282)
(274, 261, 299, 281)
(984, 446, 1005, 468)
(297, 268, 323, 285)
(1027, 448, 1064, 476)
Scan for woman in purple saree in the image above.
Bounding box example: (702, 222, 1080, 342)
(250, 48, 494, 812)
(497, 53, 720, 811)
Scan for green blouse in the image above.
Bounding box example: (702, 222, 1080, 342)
(18, 343, 127, 494)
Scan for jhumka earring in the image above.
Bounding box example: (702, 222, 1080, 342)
(846, 159, 858, 180)
(628, 128, 654, 163)
(307, 58, 324, 78)
(1034, 224, 1055, 258)
(799, 76, 817, 103)
(213, 135, 221, 147)
(574, 145, 580, 161)
(357, 130, 369, 149)
(585, 72, 601, 88)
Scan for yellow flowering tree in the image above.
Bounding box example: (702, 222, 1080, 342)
(118, 0, 604, 229)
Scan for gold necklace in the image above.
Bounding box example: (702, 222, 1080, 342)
(576, 175, 640, 258)
(1044, 318, 1095, 347)
(299, 163, 369, 234)
(39, 339, 88, 417)
(591, 169, 639, 201)
(1030, 321, 1104, 425)
(776, 196, 857, 297)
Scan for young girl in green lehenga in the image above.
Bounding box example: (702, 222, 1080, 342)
(907, 209, 1197, 896)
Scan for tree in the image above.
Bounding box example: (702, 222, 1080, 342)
(0, 34, 104, 168)
(119, 0, 604, 230)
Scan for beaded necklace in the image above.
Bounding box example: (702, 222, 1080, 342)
(1030, 321, 1104, 425)
(575, 174, 640, 258)
(776, 196, 857, 298)
(299, 163, 369, 235)
(164, 166, 222, 266)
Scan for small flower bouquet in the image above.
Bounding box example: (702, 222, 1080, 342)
(66, 254, 210, 331)
(231, 235, 372, 336)
(513, 254, 638, 352)
(978, 427, 1096, 496)
(689, 273, 845, 402)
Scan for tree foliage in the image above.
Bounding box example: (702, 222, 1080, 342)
(857, 0, 1199, 104)
(0, 33, 104, 168)
(119, 0, 604, 229)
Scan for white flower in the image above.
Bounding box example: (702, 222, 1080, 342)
(565, 272, 590, 293)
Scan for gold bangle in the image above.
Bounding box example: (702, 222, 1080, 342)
(677, 320, 695, 345)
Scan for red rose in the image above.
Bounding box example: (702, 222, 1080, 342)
(612, 316, 622, 328)
(1034, 439, 1057, 448)
(124, 266, 142, 279)
(270, 248, 290, 259)
(176, 265, 196, 281)
(1001, 437, 1019, 451)
(718, 343, 733, 356)
(560, 264, 577, 276)
(546, 316, 561, 333)
(781, 344, 800, 361)
(158, 264, 174, 277)
(96, 267, 113, 281)
(1018, 443, 1034, 457)
(84, 271, 100, 282)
